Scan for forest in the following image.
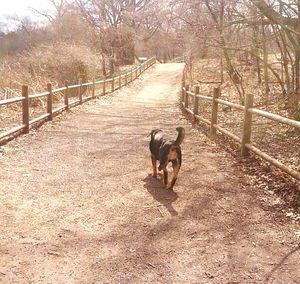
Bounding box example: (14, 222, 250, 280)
(0, 0, 299, 117)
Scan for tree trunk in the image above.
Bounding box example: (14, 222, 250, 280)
(262, 23, 270, 101)
(252, 26, 262, 84)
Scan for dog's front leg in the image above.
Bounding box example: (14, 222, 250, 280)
(168, 160, 180, 190)
(151, 155, 157, 178)
(163, 169, 168, 186)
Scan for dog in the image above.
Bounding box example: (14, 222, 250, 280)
(149, 127, 185, 190)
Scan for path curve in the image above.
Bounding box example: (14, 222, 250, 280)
(0, 64, 299, 283)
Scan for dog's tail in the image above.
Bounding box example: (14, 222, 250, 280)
(175, 127, 185, 145)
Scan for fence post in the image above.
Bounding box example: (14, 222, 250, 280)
(103, 78, 106, 96)
(92, 78, 95, 98)
(22, 85, 29, 134)
(64, 80, 69, 109)
(181, 72, 186, 101)
(47, 83, 53, 121)
(193, 86, 199, 117)
(184, 84, 189, 109)
(211, 87, 221, 137)
(111, 75, 114, 92)
(79, 78, 83, 104)
(241, 93, 254, 156)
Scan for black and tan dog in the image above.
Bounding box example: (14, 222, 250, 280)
(149, 127, 185, 190)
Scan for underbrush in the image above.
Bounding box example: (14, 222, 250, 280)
(186, 57, 299, 176)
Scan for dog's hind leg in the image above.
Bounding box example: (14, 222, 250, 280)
(151, 155, 157, 178)
(169, 160, 180, 190)
(163, 169, 168, 186)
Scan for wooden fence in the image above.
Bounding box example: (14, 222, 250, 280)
(182, 78, 300, 182)
(0, 57, 156, 145)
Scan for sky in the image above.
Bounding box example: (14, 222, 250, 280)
(0, 0, 51, 17)
(0, 0, 53, 31)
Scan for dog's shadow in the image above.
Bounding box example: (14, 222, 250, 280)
(143, 174, 178, 216)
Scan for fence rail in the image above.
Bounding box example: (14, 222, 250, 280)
(182, 77, 300, 182)
(0, 57, 156, 144)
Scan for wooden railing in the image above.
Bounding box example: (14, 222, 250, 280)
(0, 57, 156, 144)
(182, 81, 300, 182)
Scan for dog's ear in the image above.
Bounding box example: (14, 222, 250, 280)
(148, 129, 162, 137)
(148, 130, 155, 137)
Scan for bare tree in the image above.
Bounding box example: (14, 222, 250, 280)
(75, 0, 153, 64)
(251, 0, 300, 115)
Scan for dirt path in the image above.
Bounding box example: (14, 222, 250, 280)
(0, 64, 299, 283)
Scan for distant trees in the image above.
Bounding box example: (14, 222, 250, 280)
(75, 0, 153, 64)
(0, 17, 51, 56)
(0, 0, 183, 64)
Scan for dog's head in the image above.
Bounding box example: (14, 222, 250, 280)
(158, 143, 180, 170)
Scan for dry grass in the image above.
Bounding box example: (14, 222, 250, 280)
(0, 42, 106, 100)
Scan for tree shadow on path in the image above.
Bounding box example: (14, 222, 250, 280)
(143, 174, 178, 216)
(265, 244, 300, 283)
